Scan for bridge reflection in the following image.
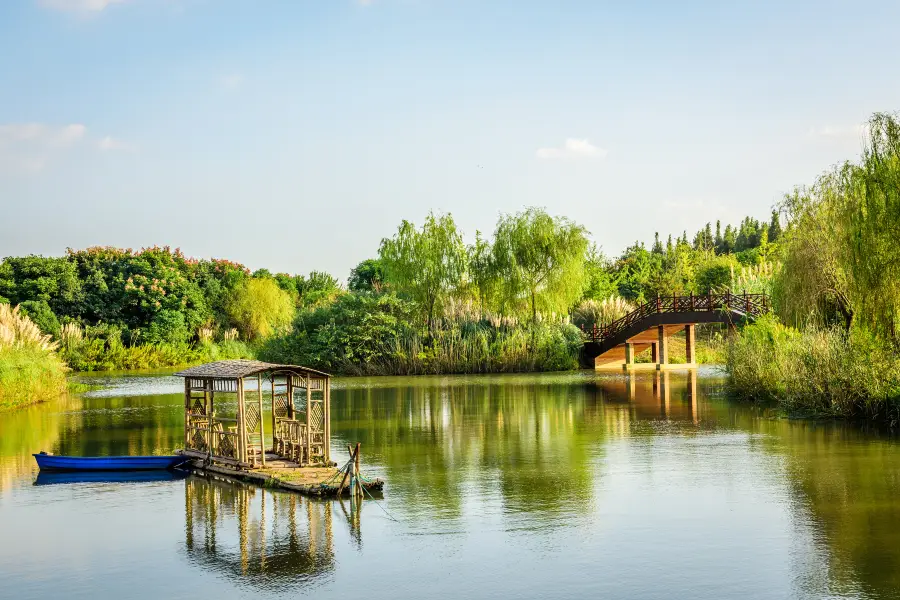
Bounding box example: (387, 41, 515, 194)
(595, 370, 701, 422)
(183, 475, 338, 589)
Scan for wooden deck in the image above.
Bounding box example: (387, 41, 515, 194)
(179, 450, 384, 497)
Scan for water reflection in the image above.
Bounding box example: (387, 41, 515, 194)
(2, 370, 900, 599)
(183, 475, 335, 589)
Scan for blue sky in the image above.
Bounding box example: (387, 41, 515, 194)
(1, 0, 898, 278)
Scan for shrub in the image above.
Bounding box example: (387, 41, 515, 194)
(726, 315, 900, 423)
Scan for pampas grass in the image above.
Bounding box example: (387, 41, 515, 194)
(0, 304, 68, 410)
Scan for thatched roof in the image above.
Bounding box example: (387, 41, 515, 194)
(174, 359, 329, 380)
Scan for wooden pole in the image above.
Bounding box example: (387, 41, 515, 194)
(306, 375, 312, 466)
(354, 442, 362, 498)
(337, 444, 354, 497)
(183, 378, 191, 448)
(324, 377, 331, 464)
(271, 374, 276, 449)
(258, 374, 266, 467)
(237, 377, 246, 464)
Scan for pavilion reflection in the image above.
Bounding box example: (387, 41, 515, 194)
(183, 475, 336, 589)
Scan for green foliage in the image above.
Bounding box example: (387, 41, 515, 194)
(348, 259, 384, 293)
(491, 207, 588, 324)
(582, 244, 617, 301)
(0, 346, 69, 409)
(0, 255, 81, 315)
(261, 291, 582, 375)
(379, 212, 468, 332)
(726, 316, 900, 422)
(226, 277, 295, 341)
(17, 300, 61, 336)
(144, 309, 189, 345)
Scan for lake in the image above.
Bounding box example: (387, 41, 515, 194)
(1, 368, 899, 599)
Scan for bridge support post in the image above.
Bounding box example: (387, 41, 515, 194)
(685, 324, 696, 365)
(656, 325, 668, 367)
(625, 343, 635, 367)
(651, 342, 658, 363)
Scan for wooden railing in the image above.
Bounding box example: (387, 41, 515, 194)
(582, 292, 768, 343)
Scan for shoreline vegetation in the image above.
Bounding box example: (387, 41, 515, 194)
(3, 110, 899, 423)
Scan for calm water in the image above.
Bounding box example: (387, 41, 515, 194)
(1, 368, 899, 600)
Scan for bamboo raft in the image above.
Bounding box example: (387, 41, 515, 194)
(174, 360, 384, 498)
(179, 445, 384, 498)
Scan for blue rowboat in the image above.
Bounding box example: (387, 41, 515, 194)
(33, 452, 189, 472)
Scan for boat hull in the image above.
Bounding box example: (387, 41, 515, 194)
(33, 454, 190, 472)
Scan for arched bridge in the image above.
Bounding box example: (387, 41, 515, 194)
(582, 292, 768, 370)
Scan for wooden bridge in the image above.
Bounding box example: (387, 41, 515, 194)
(582, 292, 768, 370)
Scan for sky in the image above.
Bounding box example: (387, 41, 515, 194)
(1, 0, 898, 279)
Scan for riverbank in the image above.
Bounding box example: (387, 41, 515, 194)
(0, 347, 69, 411)
(725, 316, 900, 424)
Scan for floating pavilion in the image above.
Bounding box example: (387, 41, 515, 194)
(174, 359, 383, 496)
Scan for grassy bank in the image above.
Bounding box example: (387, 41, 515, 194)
(725, 316, 900, 424)
(60, 338, 254, 372)
(0, 305, 69, 410)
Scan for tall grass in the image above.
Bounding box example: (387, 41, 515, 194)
(572, 297, 635, 330)
(0, 304, 69, 409)
(726, 315, 900, 423)
(57, 322, 255, 372)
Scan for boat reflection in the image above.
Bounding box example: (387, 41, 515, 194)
(183, 475, 336, 589)
(34, 469, 188, 486)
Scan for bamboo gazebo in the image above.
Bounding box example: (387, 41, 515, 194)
(175, 360, 331, 469)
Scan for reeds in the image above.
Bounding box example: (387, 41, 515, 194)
(0, 304, 68, 410)
(0, 304, 59, 352)
(726, 315, 900, 423)
(572, 297, 635, 330)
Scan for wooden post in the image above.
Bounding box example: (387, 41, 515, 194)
(337, 444, 354, 497)
(183, 378, 191, 448)
(625, 342, 635, 367)
(685, 324, 696, 365)
(651, 342, 658, 363)
(690, 291, 694, 311)
(657, 325, 668, 366)
(324, 377, 331, 464)
(271, 374, 276, 449)
(354, 443, 362, 498)
(206, 379, 219, 456)
(306, 375, 312, 467)
(257, 374, 266, 467)
(236, 377, 246, 464)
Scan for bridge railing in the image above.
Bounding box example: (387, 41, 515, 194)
(581, 292, 769, 343)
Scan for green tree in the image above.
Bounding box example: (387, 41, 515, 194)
(348, 259, 385, 293)
(841, 112, 900, 337)
(491, 207, 589, 327)
(582, 244, 617, 301)
(468, 232, 497, 319)
(379, 212, 468, 334)
(226, 277, 295, 341)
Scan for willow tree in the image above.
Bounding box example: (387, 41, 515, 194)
(491, 208, 589, 329)
(378, 212, 468, 334)
(774, 176, 854, 330)
(842, 112, 900, 337)
(226, 277, 295, 341)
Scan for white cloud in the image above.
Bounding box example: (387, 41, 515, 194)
(98, 135, 136, 152)
(0, 122, 88, 174)
(220, 73, 244, 90)
(536, 138, 608, 160)
(807, 123, 869, 139)
(38, 0, 128, 11)
(0, 123, 86, 148)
